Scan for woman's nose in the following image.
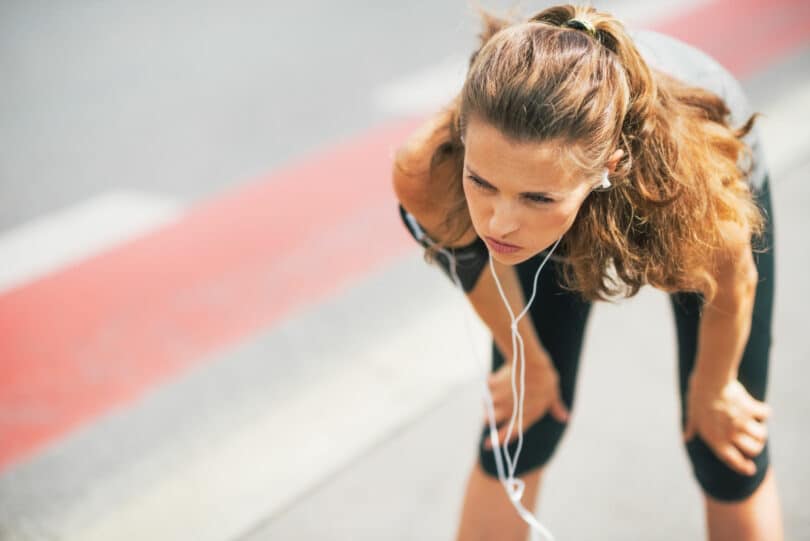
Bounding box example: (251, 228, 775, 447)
(488, 198, 520, 237)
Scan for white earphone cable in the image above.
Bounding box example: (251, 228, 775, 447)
(432, 236, 562, 541)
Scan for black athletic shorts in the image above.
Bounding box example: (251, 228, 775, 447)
(478, 176, 775, 503)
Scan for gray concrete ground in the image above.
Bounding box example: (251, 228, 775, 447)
(1, 1, 808, 540)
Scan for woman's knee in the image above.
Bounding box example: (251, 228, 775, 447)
(478, 414, 569, 479)
(684, 437, 771, 502)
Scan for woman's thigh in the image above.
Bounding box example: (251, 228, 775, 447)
(669, 177, 776, 501)
(478, 252, 593, 477)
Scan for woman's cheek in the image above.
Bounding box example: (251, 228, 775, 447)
(464, 190, 486, 230)
(553, 198, 585, 230)
(534, 205, 568, 231)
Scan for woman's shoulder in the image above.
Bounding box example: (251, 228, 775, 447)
(393, 104, 462, 204)
(393, 100, 472, 245)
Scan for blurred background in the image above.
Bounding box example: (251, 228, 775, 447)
(1, 0, 808, 539)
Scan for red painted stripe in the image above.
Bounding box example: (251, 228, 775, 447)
(1, 0, 808, 473)
(649, 0, 810, 77)
(0, 119, 424, 471)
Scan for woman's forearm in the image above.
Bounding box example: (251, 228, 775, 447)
(691, 221, 760, 389)
(466, 259, 551, 368)
(692, 277, 757, 390)
(692, 305, 752, 388)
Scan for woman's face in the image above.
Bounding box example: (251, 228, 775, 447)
(462, 115, 603, 265)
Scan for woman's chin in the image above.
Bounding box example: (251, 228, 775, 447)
(488, 249, 533, 266)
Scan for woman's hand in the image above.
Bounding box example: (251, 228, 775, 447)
(483, 351, 569, 449)
(683, 375, 772, 476)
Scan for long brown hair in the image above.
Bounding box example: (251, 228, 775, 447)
(405, 4, 765, 302)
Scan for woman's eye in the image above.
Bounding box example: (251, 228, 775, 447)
(525, 194, 553, 204)
(467, 175, 553, 204)
(467, 175, 492, 190)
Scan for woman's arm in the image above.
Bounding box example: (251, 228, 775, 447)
(467, 258, 553, 370)
(691, 221, 759, 390)
(682, 221, 771, 476)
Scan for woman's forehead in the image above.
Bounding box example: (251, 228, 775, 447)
(463, 117, 586, 193)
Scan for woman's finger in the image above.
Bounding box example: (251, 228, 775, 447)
(742, 418, 768, 442)
(483, 401, 500, 425)
(483, 423, 515, 450)
(488, 379, 515, 403)
(487, 384, 507, 409)
(492, 403, 513, 425)
(486, 376, 500, 396)
(718, 443, 757, 476)
(498, 424, 519, 447)
(483, 428, 497, 450)
(488, 365, 511, 386)
(550, 398, 570, 423)
(734, 432, 765, 458)
(746, 399, 772, 421)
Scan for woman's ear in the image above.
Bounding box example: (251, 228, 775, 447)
(606, 148, 625, 173)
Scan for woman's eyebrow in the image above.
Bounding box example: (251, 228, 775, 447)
(465, 165, 564, 198)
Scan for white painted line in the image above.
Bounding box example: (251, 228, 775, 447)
(369, 2, 709, 116)
(0, 191, 184, 295)
(373, 56, 467, 115)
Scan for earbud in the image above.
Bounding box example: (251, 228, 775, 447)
(591, 168, 611, 192)
(599, 168, 611, 190)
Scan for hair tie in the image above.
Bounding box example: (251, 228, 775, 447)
(563, 18, 597, 39)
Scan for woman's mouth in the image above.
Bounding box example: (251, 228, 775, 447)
(484, 236, 522, 254)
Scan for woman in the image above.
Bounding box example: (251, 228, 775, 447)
(392, 4, 784, 541)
